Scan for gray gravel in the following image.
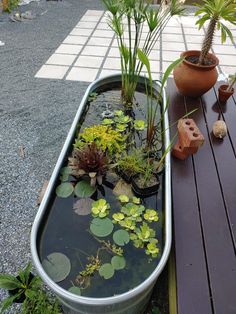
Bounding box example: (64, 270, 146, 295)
(0, 0, 103, 311)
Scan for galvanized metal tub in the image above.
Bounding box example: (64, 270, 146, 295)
(30, 74, 172, 314)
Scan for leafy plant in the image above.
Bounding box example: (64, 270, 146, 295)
(3, 0, 19, 13)
(195, 0, 236, 65)
(91, 199, 110, 218)
(69, 143, 108, 186)
(74, 125, 126, 158)
(103, 0, 184, 105)
(88, 92, 98, 102)
(144, 209, 159, 222)
(0, 263, 61, 314)
(226, 73, 236, 92)
(134, 120, 146, 131)
(117, 149, 145, 177)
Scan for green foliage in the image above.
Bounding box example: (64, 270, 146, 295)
(79, 256, 101, 277)
(112, 212, 125, 223)
(113, 229, 130, 246)
(3, 0, 19, 13)
(133, 120, 146, 131)
(90, 217, 114, 237)
(74, 125, 126, 157)
(102, 118, 114, 125)
(227, 72, 236, 91)
(68, 286, 81, 296)
(74, 181, 96, 198)
(121, 203, 145, 222)
(59, 167, 71, 182)
(144, 209, 159, 222)
(56, 183, 74, 198)
(42, 253, 71, 283)
(103, 0, 184, 105)
(195, 0, 236, 64)
(117, 149, 145, 176)
(88, 92, 98, 102)
(98, 263, 114, 279)
(131, 222, 156, 248)
(145, 239, 159, 258)
(91, 199, 110, 218)
(111, 256, 126, 270)
(117, 194, 129, 203)
(0, 263, 60, 314)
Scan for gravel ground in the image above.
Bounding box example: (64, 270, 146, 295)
(0, 0, 104, 312)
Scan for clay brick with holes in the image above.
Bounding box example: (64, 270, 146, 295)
(172, 141, 189, 160)
(177, 118, 205, 148)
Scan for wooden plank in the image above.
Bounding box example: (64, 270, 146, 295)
(184, 87, 236, 314)
(168, 79, 213, 314)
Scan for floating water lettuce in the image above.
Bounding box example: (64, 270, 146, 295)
(91, 199, 110, 218)
(145, 240, 159, 258)
(117, 195, 129, 203)
(134, 120, 146, 131)
(112, 213, 125, 223)
(144, 209, 159, 222)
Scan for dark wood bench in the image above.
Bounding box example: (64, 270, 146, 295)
(168, 79, 236, 314)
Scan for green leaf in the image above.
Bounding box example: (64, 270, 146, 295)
(90, 217, 114, 237)
(111, 256, 126, 270)
(0, 274, 22, 290)
(74, 181, 96, 198)
(98, 264, 114, 279)
(137, 48, 151, 82)
(0, 293, 22, 313)
(42, 252, 71, 283)
(113, 229, 130, 246)
(117, 194, 129, 203)
(161, 57, 183, 93)
(56, 182, 74, 198)
(68, 286, 81, 296)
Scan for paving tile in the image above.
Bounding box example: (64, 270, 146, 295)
(35, 65, 69, 79)
(220, 65, 236, 75)
(99, 69, 121, 78)
(212, 44, 236, 55)
(162, 42, 185, 51)
(70, 28, 93, 36)
(46, 54, 77, 66)
(76, 21, 98, 29)
(66, 67, 98, 82)
(82, 45, 108, 56)
(186, 43, 201, 50)
(108, 47, 120, 58)
(55, 44, 83, 55)
(213, 36, 234, 45)
(149, 50, 160, 60)
(96, 22, 110, 30)
(63, 35, 88, 45)
(167, 17, 181, 27)
(85, 10, 103, 16)
(150, 60, 160, 73)
(183, 27, 204, 35)
(185, 35, 204, 44)
(93, 29, 114, 38)
(217, 54, 236, 66)
(162, 33, 184, 43)
(140, 71, 160, 80)
(87, 37, 112, 47)
(162, 61, 175, 72)
(162, 50, 182, 61)
(80, 15, 101, 22)
(74, 55, 103, 68)
(180, 16, 198, 28)
(163, 26, 182, 34)
(103, 57, 121, 70)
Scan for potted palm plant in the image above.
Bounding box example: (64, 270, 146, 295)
(173, 0, 236, 97)
(218, 73, 236, 103)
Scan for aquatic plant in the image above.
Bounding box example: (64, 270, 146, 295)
(69, 143, 108, 186)
(91, 199, 110, 218)
(74, 125, 126, 157)
(144, 209, 159, 222)
(103, 0, 184, 106)
(117, 149, 145, 177)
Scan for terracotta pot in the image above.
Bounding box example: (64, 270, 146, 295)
(218, 84, 234, 103)
(173, 50, 219, 97)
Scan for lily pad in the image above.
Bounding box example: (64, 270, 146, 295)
(111, 256, 126, 270)
(90, 217, 114, 237)
(56, 183, 74, 198)
(113, 229, 130, 246)
(68, 286, 81, 296)
(98, 263, 114, 279)
(74, 181, 96, 198)
(73, 198, 93, 216)
(42, 252, 71, 283)
(60, 167, 71, 181)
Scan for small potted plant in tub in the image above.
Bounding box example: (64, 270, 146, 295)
(218, 73, 236, 103)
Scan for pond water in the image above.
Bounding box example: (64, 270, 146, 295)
(38, 83, 165, 298)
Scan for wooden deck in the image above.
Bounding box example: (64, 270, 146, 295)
(168, 79, 236, 314)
